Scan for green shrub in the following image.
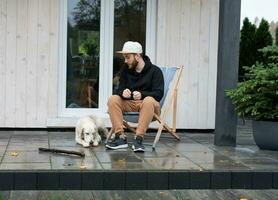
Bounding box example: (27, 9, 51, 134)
(258, 45, 278, 64)
(226, 63, 278, 121)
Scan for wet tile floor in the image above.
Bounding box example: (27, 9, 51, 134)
(0, 120, 278, 171)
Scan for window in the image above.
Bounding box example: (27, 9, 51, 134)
(67, 0, 101, 108)
(113, 0, 147, 93)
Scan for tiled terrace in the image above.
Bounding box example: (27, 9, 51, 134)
(0, 120, 278, 190)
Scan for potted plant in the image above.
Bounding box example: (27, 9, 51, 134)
(226, 45, 278, 150)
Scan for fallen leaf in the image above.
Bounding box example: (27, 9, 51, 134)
(159, 192, 166, 196)
(10, 152, 19, 157)
(79, 165, 87, 170)
(115, 159, 125, 168)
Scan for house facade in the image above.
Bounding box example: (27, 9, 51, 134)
(0, 0, 227, 129)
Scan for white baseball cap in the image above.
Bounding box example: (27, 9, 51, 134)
(116, 41, 143, 54)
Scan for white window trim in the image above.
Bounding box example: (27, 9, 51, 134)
(56, 0, 157, 121)
(57, 0, 114, 118)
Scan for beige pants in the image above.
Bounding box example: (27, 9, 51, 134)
(107, 95, 161, 137)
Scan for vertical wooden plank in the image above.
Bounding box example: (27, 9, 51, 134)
(48, 0, 59, 118)
(5, 0, 17, 127)
(0, 0, 7, 126)
(165, 0, 181, 65)
(177, 0, 191, 128)
(15, 0, 28, 127)
(187, 0, 201, 128)
(161, 0, 186, 127)
(163, 0, 182, 125)
(26, 0, 39, 127)
(157, 0, 182, 66)
(156, 0, 167, 65)
(197, 0, 210, 128)
(207, 0, 219, 129)
(36, 0, 50, 126)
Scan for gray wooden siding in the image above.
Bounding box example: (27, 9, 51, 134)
(0, 0, 59, 127)
(0, 0, 219, 129)
(156, 0, 219, 129)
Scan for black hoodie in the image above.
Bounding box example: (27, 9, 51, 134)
(116, 55, 164, 102)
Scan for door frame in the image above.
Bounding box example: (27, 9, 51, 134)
(57, 0, 157, 118)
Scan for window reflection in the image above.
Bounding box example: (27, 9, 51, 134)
(67, 0, 100, 108)
(113, 0, 147, 94)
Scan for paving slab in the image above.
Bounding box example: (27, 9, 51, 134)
(2, 151, 50, 163)
(0, 119, 278, 173)
(0, 163, 51, 170)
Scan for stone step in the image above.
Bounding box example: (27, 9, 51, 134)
(0, 170, 278, 190)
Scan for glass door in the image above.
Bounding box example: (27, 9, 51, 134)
(113, 0, 147, 93)
(58, 0, 155, 118)
(67, 0, 101, 109)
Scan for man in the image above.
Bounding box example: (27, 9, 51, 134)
(106, 41, 164, 152)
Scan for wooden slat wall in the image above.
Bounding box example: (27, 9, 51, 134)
(0, 0, 59, 127)
(15, 0, 28, 127)
(48, 0, 59, 119)
(207, 0, 219, 128)
(5, 0, 17, 127)
(156, 0, 219, 129)
(0, 0, 219, 129)
(26, 0, 38, 127)
(37, 0, 50, 126)
(0, 0, 7, 127)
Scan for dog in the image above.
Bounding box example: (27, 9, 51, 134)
(75, 115, 108, 147)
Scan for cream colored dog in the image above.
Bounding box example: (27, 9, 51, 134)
(75, 115, 108, 147)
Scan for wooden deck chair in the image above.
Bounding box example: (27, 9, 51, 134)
(107, 65, 184, 150)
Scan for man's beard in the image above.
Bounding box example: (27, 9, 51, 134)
(128, 59, 138, 70)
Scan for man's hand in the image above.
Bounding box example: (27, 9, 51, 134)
(122, 88, 132, 98)
(132, 91, 142, 100)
